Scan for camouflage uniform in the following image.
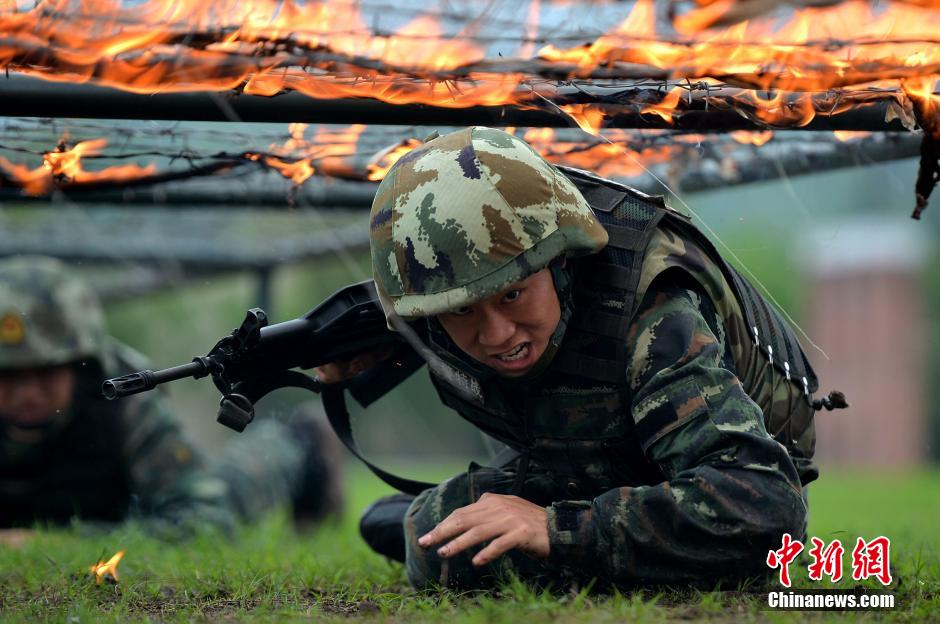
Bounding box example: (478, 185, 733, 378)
(367, 127, 821, 589)
(0, 256, 340, 532)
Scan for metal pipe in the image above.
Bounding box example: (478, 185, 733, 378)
(0, 75, 910, 131)
(667, 134, 922, 195)
(0, 134, 921, 206)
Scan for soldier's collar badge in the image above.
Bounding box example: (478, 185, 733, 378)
(0, 312, 25, 345)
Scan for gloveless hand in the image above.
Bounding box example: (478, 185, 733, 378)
(313, 345, 396, 384)
(417, 493, 550, 567)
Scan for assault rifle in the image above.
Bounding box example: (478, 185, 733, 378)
(102, 280, 436, 494)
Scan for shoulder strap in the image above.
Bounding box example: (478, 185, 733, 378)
(321, 386, 436, 496)
(561, 166, 666, 318)
(550, 167, 666, 383)
(556, 165, 667, 210)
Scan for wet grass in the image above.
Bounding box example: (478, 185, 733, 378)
(0, 467, 937, 622)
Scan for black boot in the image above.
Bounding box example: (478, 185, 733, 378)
(284, 403, 345, 530)
(359, 493, 415, 563)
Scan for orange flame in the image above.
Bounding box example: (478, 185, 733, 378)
(539, 0, 661, 71)
(259, 156, 316, 185)
(521, 127, 681, 179)
(379, 16, 483, 72)
(0, 137, 157, 195)
(833, 130, 873, 142)
(89, 550, 124, 585)
(901, 75, 940, 135)
(540, 0, 940, 126)
(559, 104, 608, 135)
(280, 123, 310, 153)
(367, 138, 423, 181)
(640, 87, 686, 124)
(730, 130, 774, 146)
(44, 138, 107, 179)
(350, 125, 687, 183)
(254, 123, 367, 183)
(309, 124, 366, 178)
(0, 0, 938, 129)
(0, 157, 54, 195)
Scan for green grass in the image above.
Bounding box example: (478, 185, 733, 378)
(1, 467, 938, 622)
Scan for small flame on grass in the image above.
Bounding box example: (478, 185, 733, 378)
(89, 550, 124, 585)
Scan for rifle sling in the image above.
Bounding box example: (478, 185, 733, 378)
(320, 385, 437, 496)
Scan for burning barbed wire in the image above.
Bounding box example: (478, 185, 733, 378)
(0, 126, 818, 193)
(0, 125, 922, 203)
(0, 137, 158, 195)
(0, 0, 938, 133)
(366, 138, 424, 181)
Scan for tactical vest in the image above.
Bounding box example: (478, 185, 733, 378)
(0, 367, 132, 528)
(428, 167, 821, 496)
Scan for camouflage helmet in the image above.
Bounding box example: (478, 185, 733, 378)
(0, 255, 105, 370)
(369, 126, 608, 320)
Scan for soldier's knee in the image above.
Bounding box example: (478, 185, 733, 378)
(405, 535, 481, 591)
(403, 488, 437, 541)
(405, 553, 440, 590)
(404, 489, 444, 588)
(783, 490, 809, 538)
(752, 481, 808, 556)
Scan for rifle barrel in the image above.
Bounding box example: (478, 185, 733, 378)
(102, 359, 209, 399)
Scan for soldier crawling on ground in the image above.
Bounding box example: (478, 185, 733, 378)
(0, 255, 343, 536)
(320, 126, 843, 589)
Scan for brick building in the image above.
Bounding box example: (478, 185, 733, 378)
(806, 218, 930, 467)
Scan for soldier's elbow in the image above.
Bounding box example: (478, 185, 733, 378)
(747, 484, 808, 550)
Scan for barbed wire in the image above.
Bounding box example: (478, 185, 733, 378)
(0, 128, 918, 197)
(3, 1, 939, 107)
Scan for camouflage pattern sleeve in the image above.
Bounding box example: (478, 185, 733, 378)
(115, 390, 237, 534)
(545, 277, 807, 584)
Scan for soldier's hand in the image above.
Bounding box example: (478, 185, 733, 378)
(417, 493, 549, 566)
(313, 345, 396, 384)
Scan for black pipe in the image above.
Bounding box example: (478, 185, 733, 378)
(0, 134, 921, 206)
(0, 75, 910, 131)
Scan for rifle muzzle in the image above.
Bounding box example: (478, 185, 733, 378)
(102, 371, 157, 399)
(102, 358, 212, 399)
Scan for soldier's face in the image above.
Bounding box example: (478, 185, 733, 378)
(0, 365, 76, 428)
(437, 268, 561, 377)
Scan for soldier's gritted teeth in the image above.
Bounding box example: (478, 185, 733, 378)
(436, 268, 561, 377)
